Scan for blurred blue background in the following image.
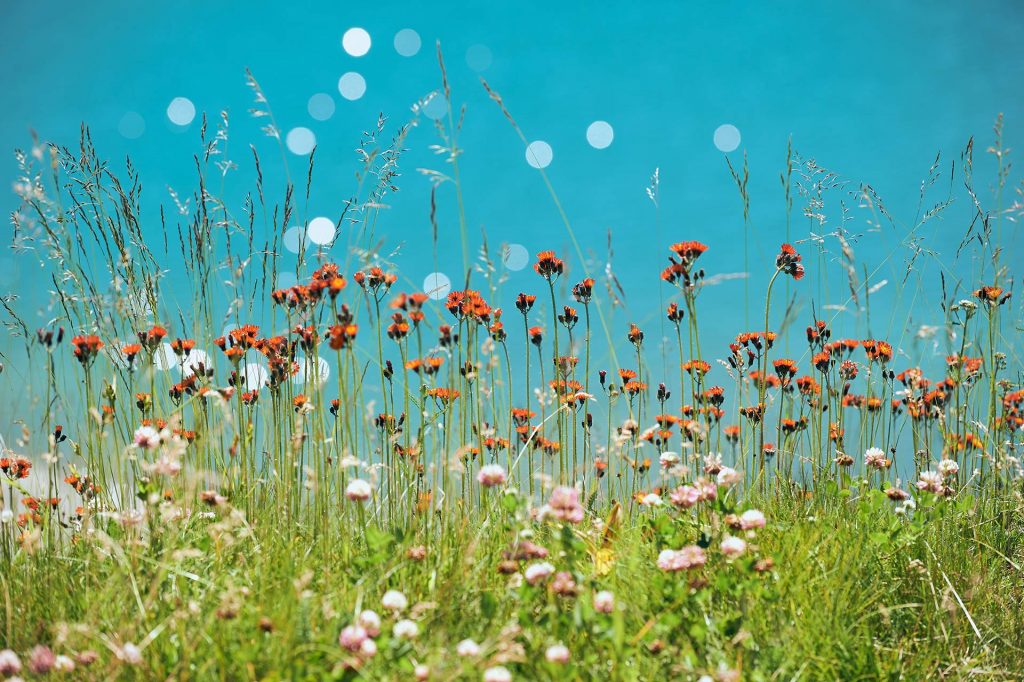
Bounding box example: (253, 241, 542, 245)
(1, 1, 1022, 379)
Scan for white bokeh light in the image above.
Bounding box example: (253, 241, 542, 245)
(181, 349, 212, 377)
(118, 111, 145, 139)
(242, 362, 269, 389)
(586, 120, 614, 149)
(277, 271, 298, 289)
(153, 343, 177, 371)
(422, 93, 448, 120)
(423, 272, 452, 300)
(307, 216, 336, 245)
(286, 127, 316, 155)
(466, 44, 492, 71)
(713, 124, 741, 152)
(166, 97, 196, 126)
(342, 27, 372, 57)
(283, 226, 304, 254)
(293, 355, 331, 387)
(502, 243, 529, 271)
(525, 141, 553, 169)
(338, 72, 367, 101)
(308, 93, 335, 121)
(394, 28, 421, 57)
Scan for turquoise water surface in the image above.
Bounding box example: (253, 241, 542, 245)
(1, 1, 1022, 437)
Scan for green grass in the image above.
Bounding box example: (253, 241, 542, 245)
(3, 486, 1023, 679)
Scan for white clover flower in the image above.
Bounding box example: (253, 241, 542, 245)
(345, 479, 372, 502)
(133, 425, 161, 449)
(393, 619, 419, 639)
(720, 535, 747, 558)
(456, 639, 481, 657)
(484, 666, 512, 682)
(381, 590, 408, 612)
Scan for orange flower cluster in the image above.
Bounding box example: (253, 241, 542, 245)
(71, 335, 103, 365)
(446, 289, 492, 323)
(533, 251, 565, 280)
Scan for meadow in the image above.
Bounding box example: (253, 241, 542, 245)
(0, 73, 1023, 680)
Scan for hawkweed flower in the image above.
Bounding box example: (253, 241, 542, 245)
(668, 241, 708, 270)
(381, 590, 408, 612)
(138, 325, 168, 351)
(627, 323, 644, 347)
(345, 479, 372, 502)
(720, 535, 747, 558)
(593, 590, 615, 613)
(572, 278, 594, 303)
(36, 326, 65, 348)
(71, 334, 104, 366)
(974, 285, 1011, 306)
(775, 243, 804, 280)
(515, 292, 536, 314)
(533, 251, 565, 280)
(545, 644, 570, 664)
(558, 305, 578, 330)
(666, 302, 685, 324)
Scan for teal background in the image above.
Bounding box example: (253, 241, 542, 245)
(1, 1, 1022, 414)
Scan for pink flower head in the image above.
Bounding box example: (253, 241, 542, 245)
(916, 470, 943, 493)
(656, 545, 707, 571)
(593, 590, 615, 613)
(524, 561, 556, 585)
(738, 509, 766, 530)
(545, 643, 570, 664)
(0, 649, 22, 676)
(547, 486, 584, 524)
(357, 610, 381, 637)
(133, 425, 161, 449)
(346, 479, 372, 502)
(339, 625, 368, 652)
(477, 464, 507, 488)
(669, 484, 700, 509)
(696, 478, 718, 501)
(28, 645, 56, 674)
(716, 467, 741, 487)
(720, 535, 747, 558)
(864, 447, 889, 469)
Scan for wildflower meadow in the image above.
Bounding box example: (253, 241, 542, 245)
(2, 37, 1024, 682)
